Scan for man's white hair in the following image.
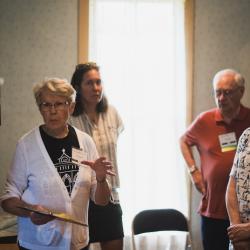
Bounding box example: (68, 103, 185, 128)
(213, 69, 245, 88)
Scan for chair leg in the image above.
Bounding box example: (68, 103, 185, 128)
(132, 233, 136, 250)
(186, 232, 192, 250)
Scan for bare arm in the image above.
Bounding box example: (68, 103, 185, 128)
(226, 176, 241, 225)
(226, 176, 250, 244)
(83, 157, 112, 206)
(2, 197, 53, 225)
(2, 197, 32, 217)
(94, 179, 111, 205)
(179, 135, 205, 194)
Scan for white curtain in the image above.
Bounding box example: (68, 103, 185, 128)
(89, 0, 188, 235)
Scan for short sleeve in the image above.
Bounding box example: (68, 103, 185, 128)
(108, 105, 124, 135)
(182, 113, 204, 146)
(230, 128, 250, 177)
(115, 109, 124, 135)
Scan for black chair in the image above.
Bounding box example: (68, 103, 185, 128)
(0, 235, 17, 244)
(132, 209, 191, 249)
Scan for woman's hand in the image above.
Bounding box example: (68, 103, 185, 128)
(82, 156, 115, 182)
(29, 205, 54, 225)
(228, 223, 250, 243)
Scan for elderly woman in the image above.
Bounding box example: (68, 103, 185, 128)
(226, 127, 250, 250)
(0, 78, 112, 250)
(70, 62, 124, 250)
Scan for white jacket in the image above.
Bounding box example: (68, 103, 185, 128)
(1, 126, 98, 250)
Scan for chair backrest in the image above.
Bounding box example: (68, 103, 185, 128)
(132, 208, 188, 235)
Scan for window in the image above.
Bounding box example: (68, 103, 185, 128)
(88, 0, 188, 234)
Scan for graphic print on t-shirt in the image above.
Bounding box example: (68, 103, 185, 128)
(39, 125, 80, 197)
(55, 148, 79, 196)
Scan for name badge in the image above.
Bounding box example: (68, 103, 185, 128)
(72, 147, 86, 167)
(218, 132, 237, 152)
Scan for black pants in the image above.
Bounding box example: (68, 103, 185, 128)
(201, 215, 230, 250)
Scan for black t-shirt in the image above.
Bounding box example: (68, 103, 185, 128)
(40, 125, 80, 196)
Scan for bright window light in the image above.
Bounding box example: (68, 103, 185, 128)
(89, 0, 187, 235)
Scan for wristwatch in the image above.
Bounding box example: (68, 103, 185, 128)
(189, 165, 197, 174)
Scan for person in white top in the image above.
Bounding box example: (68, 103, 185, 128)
(0, 77, 113, 250)
(226, 128, 250, 250)
(70, 62, 124, 250)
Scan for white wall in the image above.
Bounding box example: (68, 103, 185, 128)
(191, 0, 250, 249)
(0, 0, 78, 193)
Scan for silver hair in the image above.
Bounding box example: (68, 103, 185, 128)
(33, 77, 76, 106)
(213, 69, 245, 88)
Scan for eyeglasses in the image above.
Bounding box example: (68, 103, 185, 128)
(214, 87, 240, 98)
(40, 101, 69, 111)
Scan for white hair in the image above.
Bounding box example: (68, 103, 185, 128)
(33, 77, 76, 106)
(213, 69, 245, 88)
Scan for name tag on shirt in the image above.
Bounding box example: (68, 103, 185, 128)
(218, 132, 237, 152)
(72, 147, 86, 167)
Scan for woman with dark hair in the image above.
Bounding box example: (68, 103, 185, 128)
(70, 62, 124, 250)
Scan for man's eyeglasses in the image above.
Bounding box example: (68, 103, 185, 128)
(214, 87, 240, 98)
(40, 101, 70, 111)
